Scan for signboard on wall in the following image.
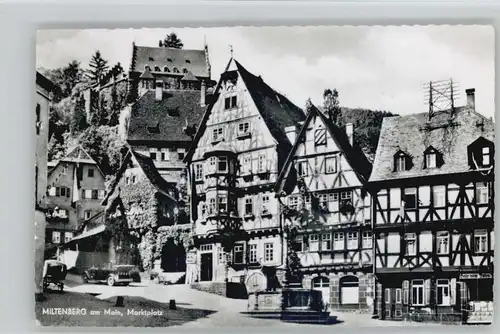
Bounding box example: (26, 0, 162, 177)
(186, 252, 197, 264)
(459, 273, 492, 279)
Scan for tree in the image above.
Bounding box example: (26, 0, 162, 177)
(108, 84, 121, 126)
(323, 88, 342, 125)
(70, 95, 88, 134)
(160, 32, 183, 49)
(61, 60, 82, 97)
(85, 50, 109, 85)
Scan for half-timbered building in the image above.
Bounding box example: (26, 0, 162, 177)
(276, 102, 373, 311)
(368, 89, 494, 323)
(184, 58, 305, 287)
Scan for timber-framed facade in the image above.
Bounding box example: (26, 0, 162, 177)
(368, 89, 494, 324)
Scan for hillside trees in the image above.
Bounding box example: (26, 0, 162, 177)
(159, 32, 183, 49)
(85, 50, 109, 85)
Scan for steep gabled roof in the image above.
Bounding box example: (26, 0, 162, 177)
(48, 145, 104, 177)
(131, 45, 209, 78)
(102, 148, 176, 206)
(127, 90, 206, 143)
(185, 59, 306, 166)
(276, 102, 372, 194)
(369, 106, 495, 183)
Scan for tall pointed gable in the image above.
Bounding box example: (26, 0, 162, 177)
(276, 101, 372, 195)
(185, 58, 306, 165)
(49, 145, 104, 178)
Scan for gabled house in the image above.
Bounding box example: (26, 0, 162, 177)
(276, 101, 373, 311)
(184, 58, 306, 285)
(45, 145, 106, 254)
(367, 88, 494, 323)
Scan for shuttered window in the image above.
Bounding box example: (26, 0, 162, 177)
(411, 280, 424, 306)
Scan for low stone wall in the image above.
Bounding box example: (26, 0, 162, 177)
(190, 282, 227, 297)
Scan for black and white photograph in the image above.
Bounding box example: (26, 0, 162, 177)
(34, 25, 494, 327)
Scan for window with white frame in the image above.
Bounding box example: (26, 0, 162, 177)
(321, 233, 331, 250)
(208, 198, 216, 215)
(258, 155, 266, 173)
(64, 232, 73, 243)
(261, 195, 270, 215)
(319, 194, 328, 210)
(212, 127, 223, 142)
(233, 244, 244, 264)
(217, 157, 228, 173)
(288, 196, 299, 210)
(177, 148, 185, 160)
(149, 148, 157, 160)
(84, 210, 92, 220)
(161, 148, 169, 161)
(264, 243, 274, 262)
(245, 197, 253, 216)
(341, 191, 352, 201)
(237, 122, 250, 137)
(405, 233, 417, 256)
(436, 279, 451, 306)
(482, 146, 491, 166)
(209, 157, 217, 173)
(241, 156, 252, 175)
(474, 229, 488, 253)
(347, 232, 358, 249)
(98, 190, 105, 199)
(83, 189, 92, 199)
(425, 150, 437, 168)
(436, 232, 449, 255)
(224, 95, 237, 110)
(58, 209, 68, 218)
(395, 152, 406, 172)
(325, 156, 337, 174)
(200, 203, 207, 218)
(218, 247, 225, 264)
(433, 186, 446, 207)
(218, 196, 227, 213)
(309, 234, 319, 251)
(249, 244, 258, 263)
(476, 182, 489, 204)
(61, 165, 68, 175)
(396, 288, 402, 303)
(334, 232, 344, 250)
(297, 161, 308, 177)
(362, 231, 372, 249)
(411, 280, 425, 306)
(52, 231, 61, 244)
(195, 163, 203, 181)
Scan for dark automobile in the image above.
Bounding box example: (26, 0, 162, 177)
(82, 264, 135, 286)
(43, 259, 67, 292)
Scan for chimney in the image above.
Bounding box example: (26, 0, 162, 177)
(155, 80, 163, 101)
(345, 123, 354, 146)
(466, 88, 475, 109)
(285, 125, 297, 144)
(200, 80, 206, 107)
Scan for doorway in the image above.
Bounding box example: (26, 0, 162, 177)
(200, 253, 213, 282)
(384, 287, 403, 320)
(312, 276, 330, 307)
(340, 276, 359, 305)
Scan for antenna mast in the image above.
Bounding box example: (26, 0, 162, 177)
(423, 78, 459, 121)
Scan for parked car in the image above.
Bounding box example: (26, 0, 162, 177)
(82, 264, 135, 286)
(42, 259, 67, 292)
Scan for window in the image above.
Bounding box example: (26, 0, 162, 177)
(183, 68, 188, 73)
(261, 195, 270, 215)
(185, 59, 191, 64)
(293, 237, 304, 252)
(212, 127, 223, 142)
(218, 196, 227, 213)
(249, 244, 258, 263)
(476, 182, 489, 204)
(309, 234, 319, 251)
(91, 190, 98, 199)
(341, 191, 352, 200)
(321, 233, 331, 250)
(325, 157, 337, 174)
(264, 243, 274, 262)
(318, 194, 328, 210)
(258, 155, 266, 173)
(132, 176, 137, 184)
(437, 279, 450, 306)
(474, 229, 488, 253)
(314, 128, 327, 146)
(195, 164, 203, 181)
(51, 187, 69, 198)
(403, 188, 417, 209)
(241, 156, 252, 175)
(334, 232, 344, 250)
(58, 209, 67, 218)
(224, 96, 237, 109)
(173, 68, 179, 73)
(233, 244, 244, 264)
(347, 232, 358, 250)
(297, 161, 308, 177)
(61, 165, 68, 175)
(425, 151, 437, 168)
(245, 197, 253, 216)
(125, 177, 130, 185)
(395, 154, 406, 171)
(209, 157, 216, 172)
(405, 233, 417, 256)
(98, 190, 105, 199)
(288, 196, 299, 210)
(238, 122, 250, 137)
(154, 66, 160, 71)
(150, 148, 157, 160)
(64, 232, 73, 243)
(396, 289, 402, 303)
(482, 147, 491, 166)
(84, 210, 92, 220)
(207, 198, 216, 215)
(433, 186, 446, 207)
(36, 104, 41, 135)
(436, 232, 449, 255)
(218, 157, 228, 172)
(163, 66, 170, 72)
(218, 247, 225, 264)
(394, 151, 412, 172)
(412, 280, 425, 306)
(167, 58, 172, 63)
(161, 148, 169, 161)
(362, 231, 372, 249)
(88, 168, 94, 177)
(52, 231, 61, 244)
(178, 149, 185, 160)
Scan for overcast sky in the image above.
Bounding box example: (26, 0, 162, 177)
(37, 26, 494, 117)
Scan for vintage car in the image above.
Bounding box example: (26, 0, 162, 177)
(82, 264, 135, 286)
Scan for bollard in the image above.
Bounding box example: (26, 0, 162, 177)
(169, 299, 176, 310)
(115, 296, 124, 307)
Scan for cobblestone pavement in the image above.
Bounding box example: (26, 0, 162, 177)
(64, 278, 445, 328)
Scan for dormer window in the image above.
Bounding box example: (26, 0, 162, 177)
(144, 65, 151, 71)
(167, 58, 172, 63)
(183, 68, 188, 73)
(185, 59, 191, 64)
(468, 137, 494, 169)
(164, 67, 170, 72)
(154, 66, 160, 72)
(482, 147, 491, 165)
(394, 150, 412, 172)
(149, 57, 154, 61)
(173, 67, 179, 73)
(424, 146, 443, 169)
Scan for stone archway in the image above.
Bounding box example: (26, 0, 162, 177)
(161, 240, 186, 273)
